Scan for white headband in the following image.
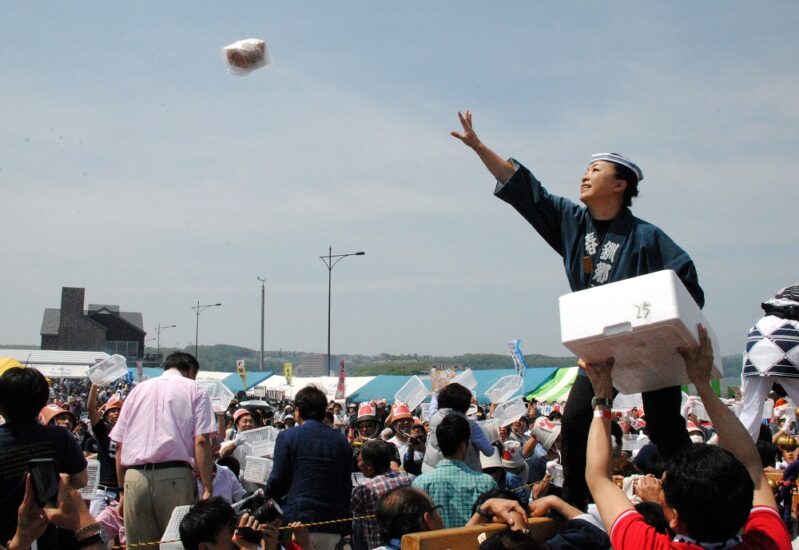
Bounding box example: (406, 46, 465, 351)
(591, 152, 644, 182)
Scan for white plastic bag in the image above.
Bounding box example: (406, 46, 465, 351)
(223, 38, 270, 76)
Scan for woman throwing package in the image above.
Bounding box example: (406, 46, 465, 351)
(452, 110, 704, 509)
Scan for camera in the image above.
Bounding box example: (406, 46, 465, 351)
(235, 489, 283, 523)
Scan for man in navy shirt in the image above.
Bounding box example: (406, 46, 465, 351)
(265, 386, 352, 550)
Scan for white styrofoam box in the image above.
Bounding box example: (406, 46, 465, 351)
(477, 419, 499, 443)
(242, 456, 273, 484)
(485, 375, 523, 404)
(87, 355, 128, 385)
(622, 434, 650, 452)
(559, 270, 722, 394)
(79, 459, 101, 500)
(395, 375, 428, 411)
(196, 379, 235, 413)
(493, 396, 527, 427)
(453, 369, 478, 392)
(613, 392, 643, 412)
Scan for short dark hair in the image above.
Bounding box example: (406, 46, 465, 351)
(634, 501, 670, 535)
(613, 163, 639, 208)
(436, 413, 470, 457)
(360, 439, 395, 474)
(437, 382, 472, 413)
(0, 367, 49, 423)
(663, 445, 753, 542)
(376, 487, 433, 540)
(756, 440, 779, 469)
(179, 496, 236, 550)
(295, 386, 327, 422)
(164, 351, 199, 375)
(479, 530, 548, 550)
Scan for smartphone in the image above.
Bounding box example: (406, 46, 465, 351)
(27, 458, 59, 508)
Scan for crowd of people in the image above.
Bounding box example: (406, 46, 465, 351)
(2, 126, 797, 549)
(0, 328, 796, 550)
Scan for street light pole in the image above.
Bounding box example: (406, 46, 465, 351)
(320, 247, 365, 376)
(257, 276, 266, 371)
(154, 322, 177, 358)
(192, 301, 221, 359)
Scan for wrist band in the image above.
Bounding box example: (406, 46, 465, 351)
(73, 522, 102, 539)
(593, 409, 612, 420)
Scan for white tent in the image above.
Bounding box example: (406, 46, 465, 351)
(256, 375, 375, 401)
(1, 349, 111, 379)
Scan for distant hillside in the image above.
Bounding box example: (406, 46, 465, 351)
(723, 354, 743, 379)
(2, 342, 747, 380)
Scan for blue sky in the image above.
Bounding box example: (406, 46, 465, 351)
(2, 2, 797, 358)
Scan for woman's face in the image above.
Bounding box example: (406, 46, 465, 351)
(237, 414, 255, 432)
(579, 160, 625, 206)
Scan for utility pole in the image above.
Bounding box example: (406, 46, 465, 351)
(258, 276, 266, 371)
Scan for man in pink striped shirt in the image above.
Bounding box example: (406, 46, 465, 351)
(110, 352, 216, 549)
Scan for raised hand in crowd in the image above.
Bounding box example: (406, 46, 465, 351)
(6, 475, 105, 550)
(632, 475, 663, 504)
(466, 498, 530, 533)
(678, 324, 777, 510)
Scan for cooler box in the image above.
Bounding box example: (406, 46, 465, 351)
(559, 270, 722, 394)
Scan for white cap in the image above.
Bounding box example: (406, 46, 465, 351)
(590, 152, 644, 182)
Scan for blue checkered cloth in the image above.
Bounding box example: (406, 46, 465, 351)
(411, 459, 497, 528)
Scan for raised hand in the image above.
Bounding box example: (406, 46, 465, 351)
(450, 110, 482, 149)
(678, 324, 714, 387)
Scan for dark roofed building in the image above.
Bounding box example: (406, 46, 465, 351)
(41, 287, 146, 360)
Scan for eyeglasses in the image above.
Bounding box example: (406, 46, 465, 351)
(427, 505, 443, 516)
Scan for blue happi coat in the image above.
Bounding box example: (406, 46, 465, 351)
(494, 160, 704, 308)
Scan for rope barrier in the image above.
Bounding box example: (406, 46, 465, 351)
(109, 515, 377, 548)
(108, 475, 555, 548)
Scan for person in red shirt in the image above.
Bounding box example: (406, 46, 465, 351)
(582, 325, 791, 549)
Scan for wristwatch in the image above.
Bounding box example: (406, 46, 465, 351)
(73, 530, 107, 550)
(591, 397, 613, 408)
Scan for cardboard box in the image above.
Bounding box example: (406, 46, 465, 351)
(559, 270, 721, 394)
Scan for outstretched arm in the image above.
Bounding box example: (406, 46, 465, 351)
(679, 325, 776, 510)
(582, 358, 635, 533)
(451, 111, 516, 183)
(88, 384, 101, 427)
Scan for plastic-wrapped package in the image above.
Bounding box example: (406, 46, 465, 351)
(223, 38, 270, 76)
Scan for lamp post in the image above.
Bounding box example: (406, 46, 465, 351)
(192, 301, 221, 359)
(320, 247, 365, 376)
(153, 322, 177, 358)
(257, 276, 266, 371)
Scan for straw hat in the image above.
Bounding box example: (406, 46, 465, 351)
(40, 404, 76, 426)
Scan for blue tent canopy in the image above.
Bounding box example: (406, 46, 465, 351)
(347, 375, 427, 403)
(221, 371, 273, 393)
(347, 368, 559, 405)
